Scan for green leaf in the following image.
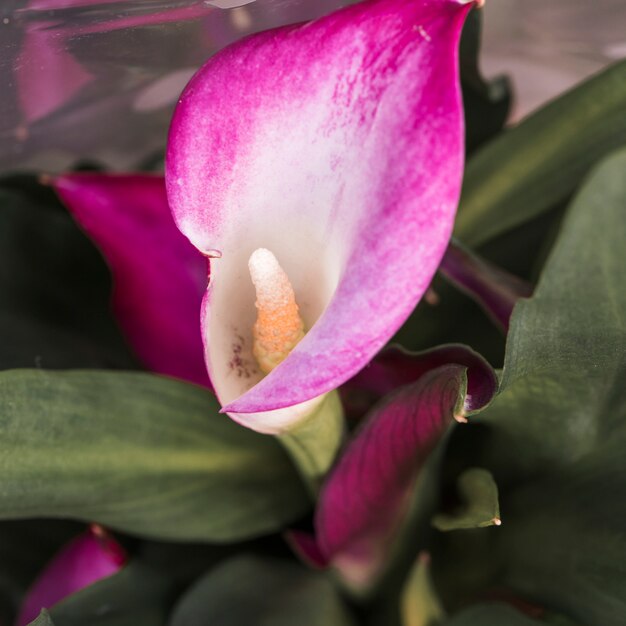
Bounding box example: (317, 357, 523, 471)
(459, 9, 511, 155)
(0, 177, 136, 370)
(441, 604, 550, 626)
(401, 554, 445, 626)
(436, 148, 626, 625)
(432, 468, 500, 532)
(278, 390, 345, 495)
(455, 60, 626, 247)
(46, 563, 174, 626)
(169, 555, 356, 626)
(0, 370, 308, 542)
(28, 609, 55, 626)
(485, 146, 626, 478)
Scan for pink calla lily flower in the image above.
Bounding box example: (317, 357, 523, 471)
(16, 527, 125, 626)
(166, 0, 477, 433)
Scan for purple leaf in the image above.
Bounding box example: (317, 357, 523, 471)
(342, 343, 498, 420)
(439, 240, 533, 331)
(305, 347, 496, 589)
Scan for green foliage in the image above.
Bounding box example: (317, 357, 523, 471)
(435, 148, 626, 625)
(29, 610, 55, 625)
(459, 9, 511, 155)
(456, 60, 626, 247)
(279, 390, 345, 495)
(484, 146, 626, 479)
(0, 176, 137, 371)
(169, 555, 356, 626)
(401, 555, 445, 626)
(0, 520, 82, 624)
(37, 563, 175, 626)
(440, 604, 549, 626)
(0, 369, 308, 542)
(3, 24, 626, 626)
(432, 468, 500, 532)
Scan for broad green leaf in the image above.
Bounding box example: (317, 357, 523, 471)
(0, 370, 308, 542)
(43, 563, 173, 626)
(401, 554, 445, 626)
(484, 146, 626, 478)
(169, 555, 356, 626)
(432, 468, 500, 532)
(436, 148, 626, 625)
(0, 177, 136, 370)
(455, 60, 626, 247)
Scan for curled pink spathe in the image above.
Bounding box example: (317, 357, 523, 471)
(166, 0, 475, 433)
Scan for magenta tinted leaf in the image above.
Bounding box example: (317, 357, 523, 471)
(439, 240, 533, 331)
(53, 173, 210, 387)
(342, 344, 497, 420)
(316, 365, 471, 589)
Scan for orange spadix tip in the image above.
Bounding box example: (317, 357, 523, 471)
(249, 248, 305, 374)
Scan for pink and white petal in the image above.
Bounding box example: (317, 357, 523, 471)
(15, 529, 125, 626)
(53, 173, 210, 387)
(167, 0, 474, 427)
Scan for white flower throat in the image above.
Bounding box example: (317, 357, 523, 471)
(248, 248, 305, 374)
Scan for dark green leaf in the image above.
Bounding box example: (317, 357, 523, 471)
(455, 60, 626, 247)
(0, 370, 308, 542)
(0, 520, 82, 625)
(0, 177, 137, 370)
(483, 146, 626, 478)
(169, 555, 356, 626)
(435, 148, 626, 625)
(392, 275, 505, 368)
(442, 604, 551, 625)
(459, 9, 511, 155)
(46, 563, 174, 626)
(432, 468, 500, 532)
